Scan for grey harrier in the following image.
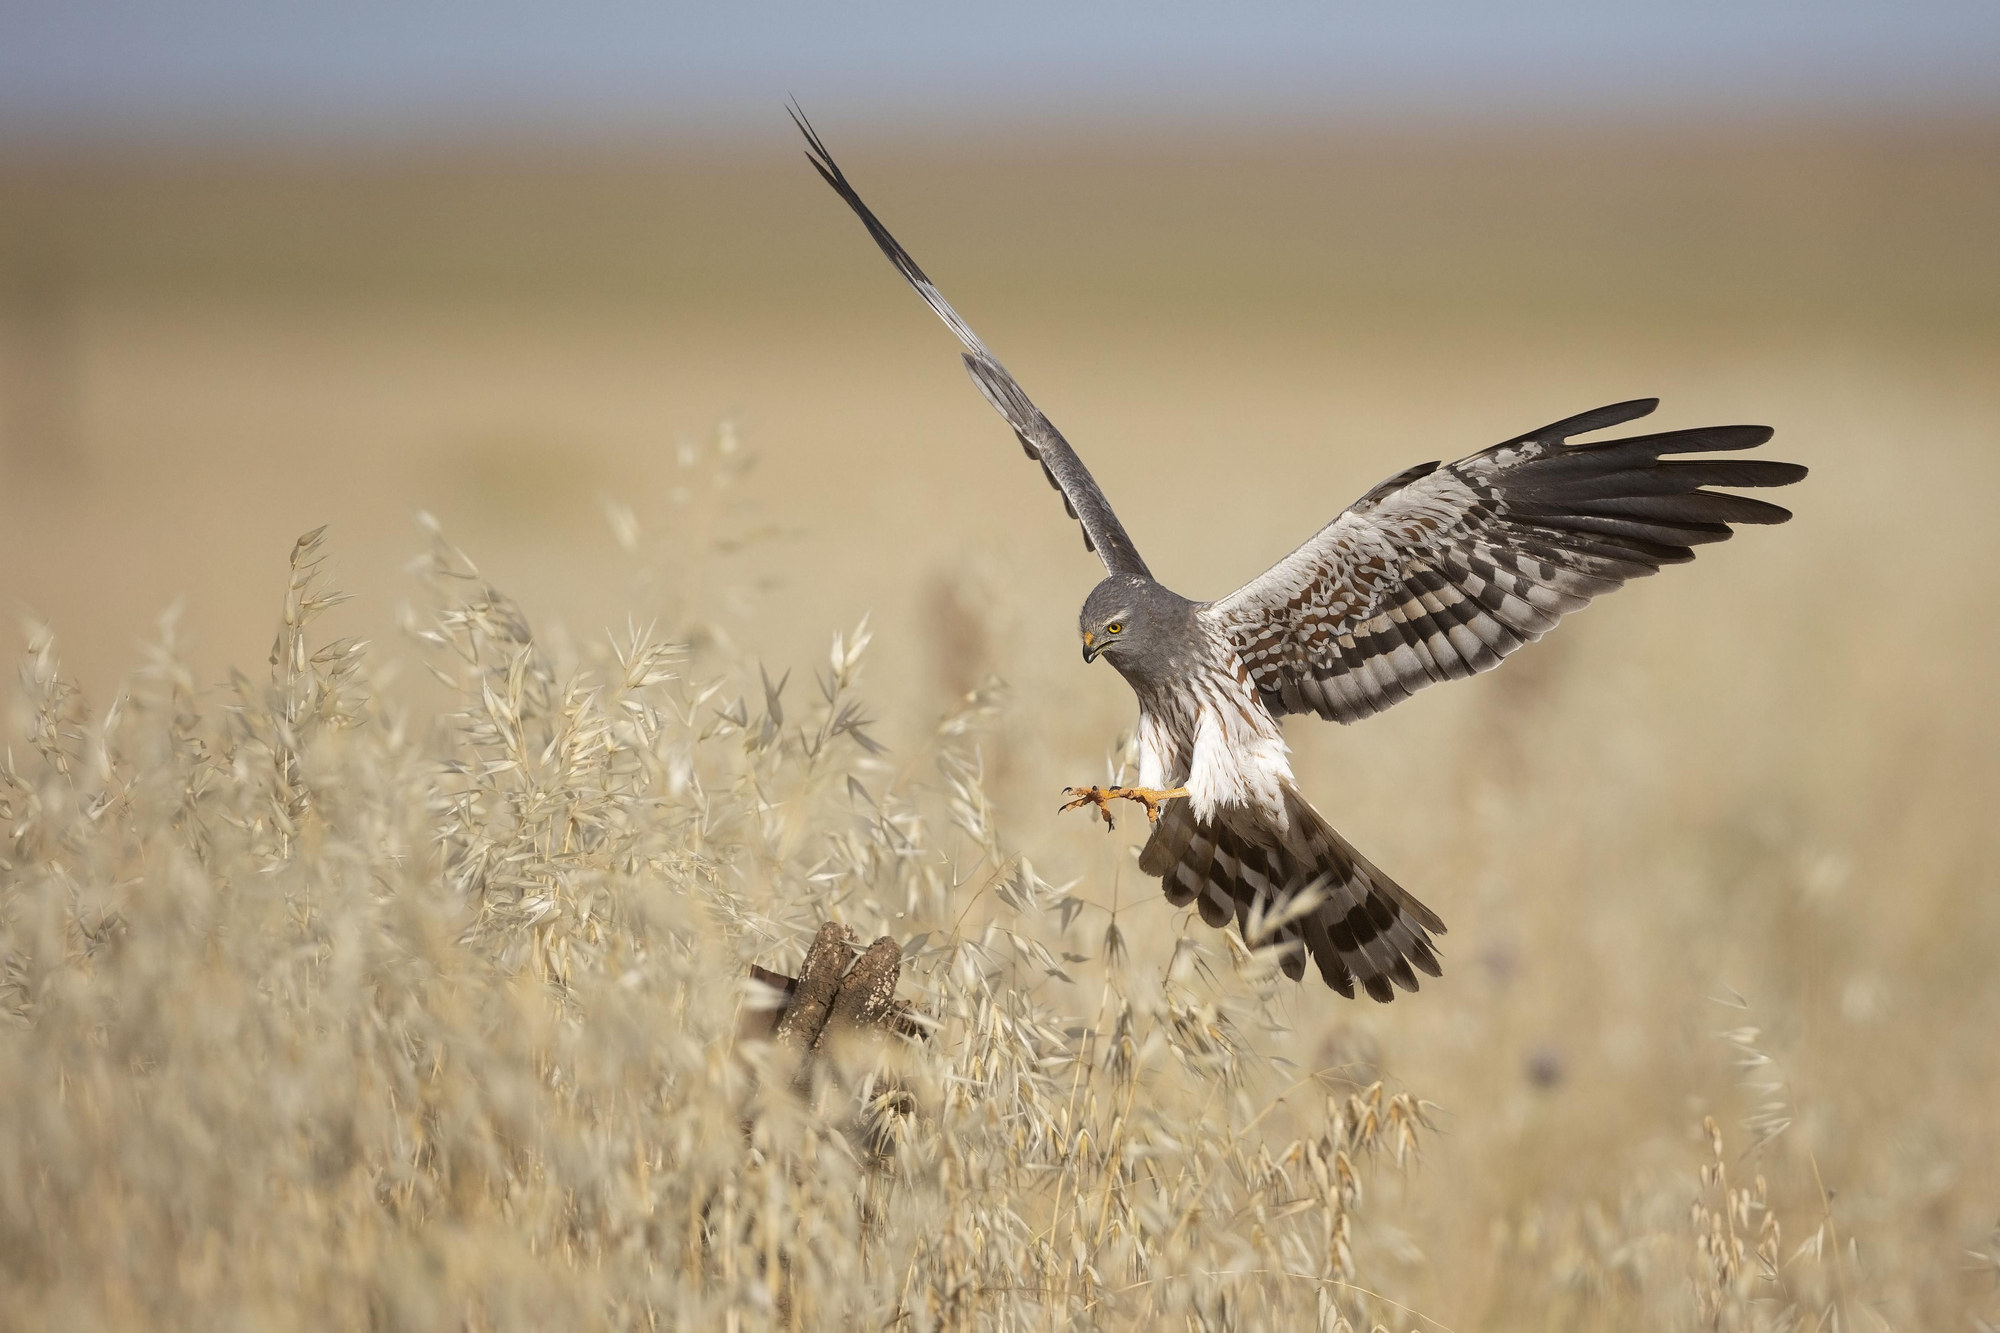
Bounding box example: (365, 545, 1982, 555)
(794, 112, 1805, 1001)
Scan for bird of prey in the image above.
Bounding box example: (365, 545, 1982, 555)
(792, 111, 1805, 1001)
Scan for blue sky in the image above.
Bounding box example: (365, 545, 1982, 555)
(6, 2, 1999, 142)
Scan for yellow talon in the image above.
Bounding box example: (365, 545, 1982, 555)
(1059, 785, 1190, 831)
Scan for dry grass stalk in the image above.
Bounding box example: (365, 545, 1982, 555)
(0, 519, 1438, 1332)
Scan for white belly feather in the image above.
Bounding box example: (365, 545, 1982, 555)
(1137, 670, 1294, 829)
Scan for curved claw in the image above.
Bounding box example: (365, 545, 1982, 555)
(1059, 784, 1119, 831)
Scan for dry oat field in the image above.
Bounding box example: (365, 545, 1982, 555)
(1, 120, 1997, 1329)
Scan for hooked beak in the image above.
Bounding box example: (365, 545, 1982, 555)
(1081, 630, 1099, 663)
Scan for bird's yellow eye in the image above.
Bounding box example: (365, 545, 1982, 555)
(1106, 622, 1123, 634)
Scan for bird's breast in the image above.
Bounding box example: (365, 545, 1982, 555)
(1137, 665, 1290, 826)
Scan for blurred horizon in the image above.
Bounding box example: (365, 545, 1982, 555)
(4, 116, 1996, 710)
(7, 2, 2000, 150)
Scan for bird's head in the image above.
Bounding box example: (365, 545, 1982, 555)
(1079, 575, 1189, 672)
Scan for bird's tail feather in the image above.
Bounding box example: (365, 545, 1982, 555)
(1139, 787, 1444, 1001)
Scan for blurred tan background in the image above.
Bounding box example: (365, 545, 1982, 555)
(4, 123, 1994, 714)
(5, 4, 2000, 1323)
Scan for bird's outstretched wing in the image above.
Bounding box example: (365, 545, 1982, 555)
(1203, 399, 1806, 722)
(791, 107, 1151, 578)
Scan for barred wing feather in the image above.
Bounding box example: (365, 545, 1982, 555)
(791, 106, 1152, 579)
(1205, 399, 1806, 723)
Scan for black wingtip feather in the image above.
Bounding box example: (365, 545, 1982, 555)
(1568, 491, 1795, 526)
(1513, 398, 1660, 446)
(789, 102, 946, 294)
(787, 101, 838, 182)
(1583, 424, 1777, 457)
(1533, 459, 1806, 501)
